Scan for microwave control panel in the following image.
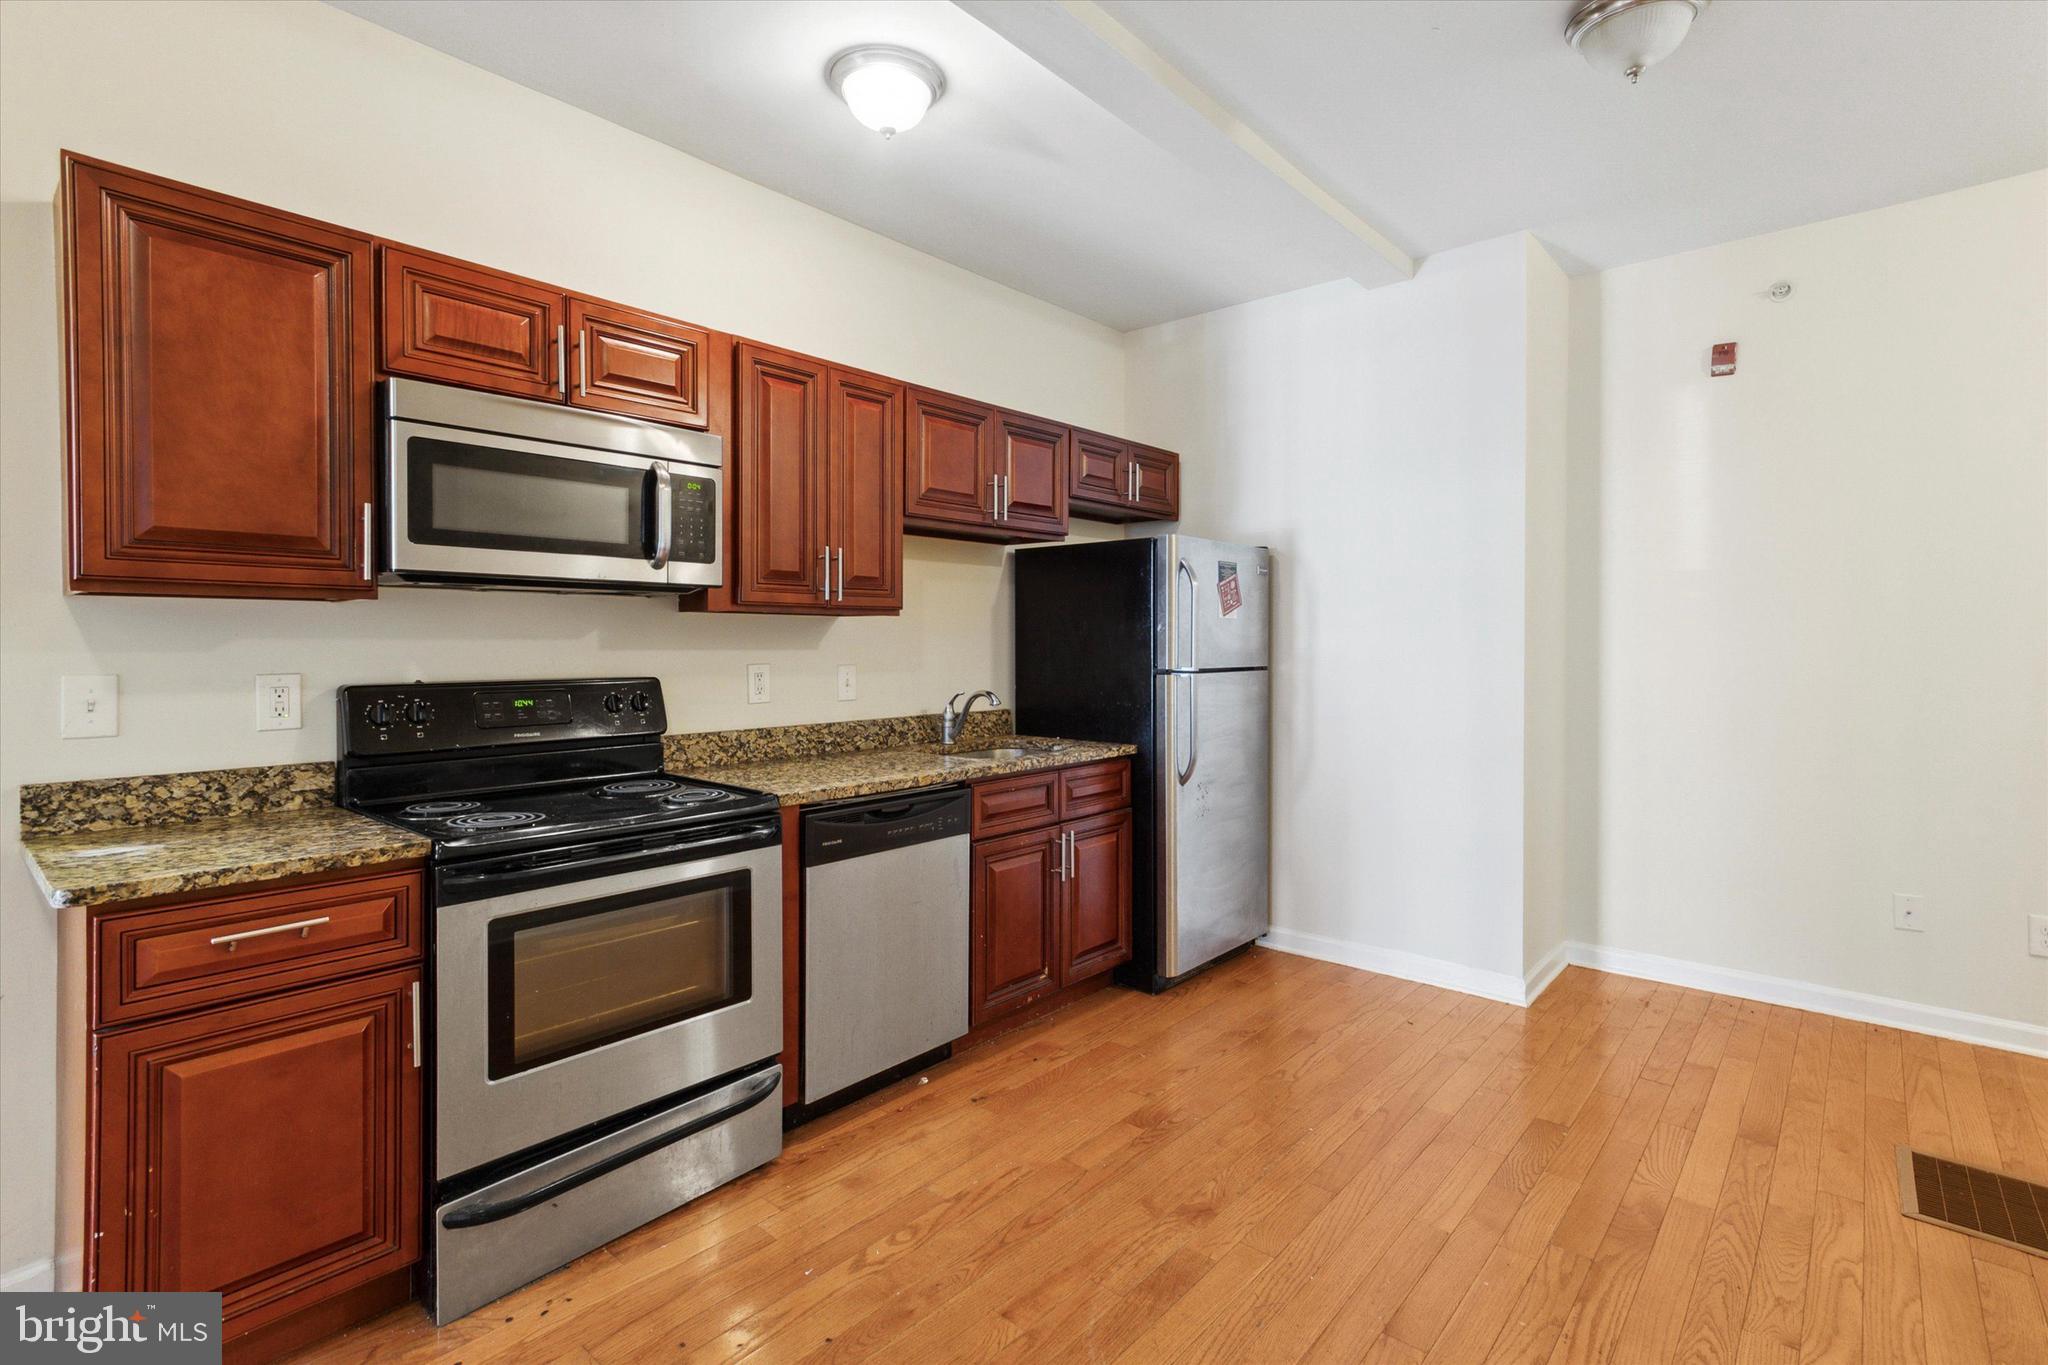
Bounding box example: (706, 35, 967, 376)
(671, 472, 716, 565)
(339, 678, 666, 755)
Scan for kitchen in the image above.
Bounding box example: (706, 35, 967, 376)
(4, 3, 2046, 1363)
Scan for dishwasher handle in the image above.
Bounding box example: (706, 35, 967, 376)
(802, 786, 970, 866)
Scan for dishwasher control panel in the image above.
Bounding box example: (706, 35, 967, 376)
(801, 787, 970, 867)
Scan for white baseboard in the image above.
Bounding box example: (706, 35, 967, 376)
(1256, 929, 2046, 1057)
(1, 1256, 55, 1292)
(1565, 942, 2048, 1059)
(1259, 927, 1531, 1005)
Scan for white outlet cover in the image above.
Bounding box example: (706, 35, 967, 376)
(1892, 893, 1925, 932)
(60, 674, 118, 738)
(256, 673, 303, 731)
(2029, 914, 2048, 958)
(746, 663, 771, 705)
(838, 664, 857, 701)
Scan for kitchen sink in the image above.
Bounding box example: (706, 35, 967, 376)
(944, 742, 1069, 761)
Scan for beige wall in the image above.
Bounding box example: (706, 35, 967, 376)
(0, 0, 1125, 1285)
(1572, 170, 2048, 1030)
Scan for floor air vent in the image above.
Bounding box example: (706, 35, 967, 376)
(1897, 1147, 2047, 1257)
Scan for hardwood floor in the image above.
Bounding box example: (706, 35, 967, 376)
(296, 950, 2048, 1364)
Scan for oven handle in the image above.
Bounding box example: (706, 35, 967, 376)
(439, 1068, 779, 1230)
(436, 821, 781, 900)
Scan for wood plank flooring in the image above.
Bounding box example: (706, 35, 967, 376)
(297, 950, 2048, 1364)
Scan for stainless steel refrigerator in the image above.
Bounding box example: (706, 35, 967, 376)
(1014, 534, 1271, 991)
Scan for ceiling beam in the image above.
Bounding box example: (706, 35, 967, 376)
(956, 0, 1415, 290)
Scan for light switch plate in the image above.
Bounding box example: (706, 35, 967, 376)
(60, 674, 118, 738)
(256, 673, 302, 731)
(746, 663, 771, 705)
(838, 664, 857, 701)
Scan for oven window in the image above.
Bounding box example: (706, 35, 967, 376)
(485, 872, 750, 1079)
(408, 436, 649, 559)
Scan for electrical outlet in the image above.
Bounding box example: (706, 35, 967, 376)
(256, 673, 302, 730)
(60, 674, 118, 738)
(2029, 914, 2048, 959)
(1893, 893, 1925, 933)
(838, 664, 857, 701)
(746, 663, 771, 705)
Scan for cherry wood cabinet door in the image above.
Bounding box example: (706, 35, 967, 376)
(379, 245, 563, 400)
(995, 411, 1069, 539)
(1060, 811, 1133, 985)
(569, 297, 711, 428)
(904, 388, 997, 531)
(732, 344, 829, 608)
(93, 968, 421, 1339)
(969, 830, 1061, 1026)
(1068, 428, 1128, 510)
(62, 156, 376, 599)
(826, 369, 904, 612)
(1129, 445, 1180, 519)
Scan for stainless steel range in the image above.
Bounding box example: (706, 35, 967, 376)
(337, 678, 783, 1324)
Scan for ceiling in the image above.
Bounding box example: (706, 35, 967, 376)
(331, 0, 2047, 329)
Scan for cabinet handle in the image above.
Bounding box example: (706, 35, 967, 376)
(555, 323, 566, 393)
(360, 502, 374, 580)
(410, 980, 423, 1069)
(1002, 475, 1011, 522)
(1065, 830, 1076, 878)
(209, 915, 331, 951)
(1128, 463, 1138, 502)
(578, 329, 589, 395)
(1054, 831, 1068, 881)
(818, 547, 832, 601)
(988, 475, 1000, 520)
(835, 547, 845, 602)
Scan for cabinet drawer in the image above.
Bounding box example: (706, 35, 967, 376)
(1058, 760, 1132, 820)
(97, 870, 423, 1027)
(971, 770, 1061, 838)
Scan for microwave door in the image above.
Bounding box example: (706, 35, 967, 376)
(387, 422, 672, 589)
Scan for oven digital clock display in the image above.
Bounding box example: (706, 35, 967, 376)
(476, 689, 573, 728)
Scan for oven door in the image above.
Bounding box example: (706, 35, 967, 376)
(433, 834, 780, 1179)
(386, 420, 720, 592)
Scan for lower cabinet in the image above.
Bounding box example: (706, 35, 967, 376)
(85, 868, 425, 1353)
(968, 761, 1133, 1027)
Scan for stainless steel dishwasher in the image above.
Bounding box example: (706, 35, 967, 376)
(802, 786, 971, 1105)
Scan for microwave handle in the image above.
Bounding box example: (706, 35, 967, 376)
(648, 464, 674, 569)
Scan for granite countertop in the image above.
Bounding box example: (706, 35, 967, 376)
(21, 807, 429, 910)
(673, 736, 1136, 807)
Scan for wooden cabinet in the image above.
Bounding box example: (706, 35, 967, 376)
(61, 155, 376, 599)
(1068, 428, 1180, 523)
(379, 245, 715, 429)
(904, 389, 1068, 542)
(715, 342, 901, 614)
(84, 866, 425, 1353)
(967, 759, 1133, 1026)
(568, 297, 711, 427)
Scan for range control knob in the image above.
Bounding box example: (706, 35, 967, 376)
(406, 699, 435, 727)
(602, 691, 626, 715)
(365, 699, 396, 730)
(629, 690, 653, 714)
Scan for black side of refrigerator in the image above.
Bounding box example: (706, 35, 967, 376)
(1013, 538, 1168, 991)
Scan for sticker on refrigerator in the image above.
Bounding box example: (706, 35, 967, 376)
(1217, 561, 1242, 617)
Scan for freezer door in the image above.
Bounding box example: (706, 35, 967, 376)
(1156, 667, 1270, 977)
(1155, 536, 1271, 673)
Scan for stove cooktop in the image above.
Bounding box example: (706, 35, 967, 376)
(359, 773, 779, 854)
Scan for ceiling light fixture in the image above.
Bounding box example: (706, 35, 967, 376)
(1566, 0, 1704, 85)
(828, 45, 946, 139)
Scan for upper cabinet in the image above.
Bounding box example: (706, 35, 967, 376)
(702, 342, 900, 615)
(1067, 429, 1179, 523)
(61, 155, 377, 599)
(904, 388, 1068, 543)
(378, 245, 714, 430)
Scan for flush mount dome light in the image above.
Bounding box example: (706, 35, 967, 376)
(1567, 0, 1704, 85)
(828, 45, 946, 139)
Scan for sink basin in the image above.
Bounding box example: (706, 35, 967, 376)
(945, 743, 1068, 761)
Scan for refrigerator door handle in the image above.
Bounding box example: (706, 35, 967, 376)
(1175, 556, 1199, 671)
(1175, 672, 1198, 786)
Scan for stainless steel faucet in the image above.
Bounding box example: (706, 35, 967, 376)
(941, 690, 1001, 748)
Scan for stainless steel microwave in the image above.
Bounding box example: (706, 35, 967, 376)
(382, 378, 722, 594)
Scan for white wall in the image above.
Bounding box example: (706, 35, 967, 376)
(1576, 171, 2048, 1031)
(1522, 237, 1572, 978)
(1126, 236, 1560, 997)
(0, 0, 1125, 1285)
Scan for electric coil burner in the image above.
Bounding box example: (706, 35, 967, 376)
(336, 678, 784, 1324)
